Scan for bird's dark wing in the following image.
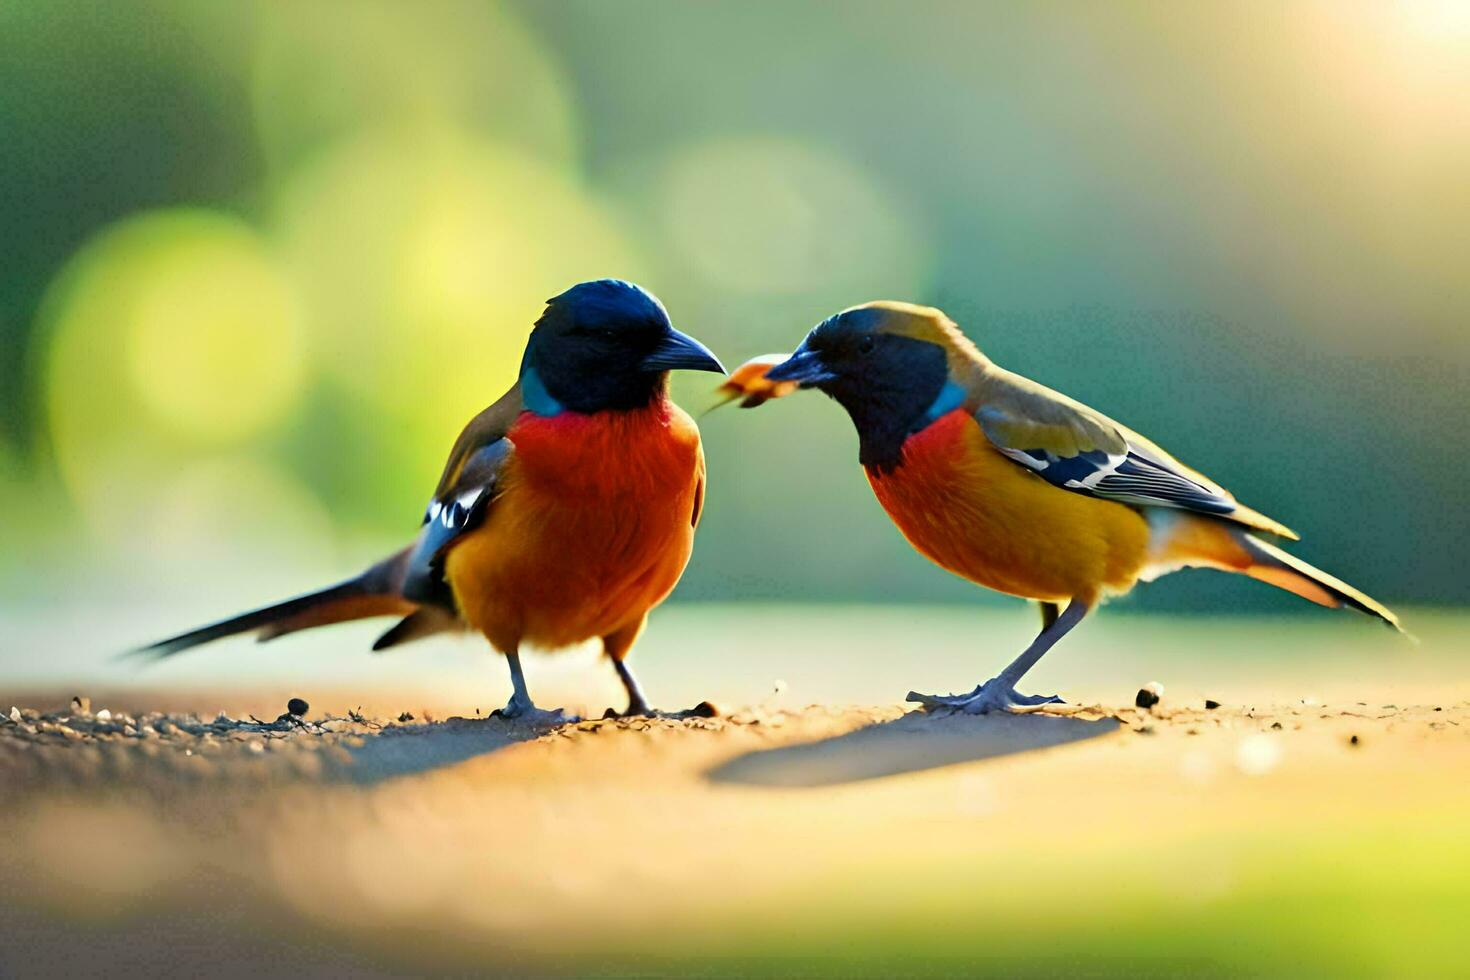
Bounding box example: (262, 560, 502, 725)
(401, 437, 514, 606)
(973, 366, 1296, 537)
(399, 382, 525, 606)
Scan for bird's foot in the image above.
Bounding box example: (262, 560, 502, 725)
(496, 694, 578, 727)
(600, 700, 720, 721)
(907, 680, 1064, 715)
(603, 696, 654, 719)
(905, 684, 984, 710)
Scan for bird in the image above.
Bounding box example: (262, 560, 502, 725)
(743, 301, 1400, 713)
(132, 280, 726, 722)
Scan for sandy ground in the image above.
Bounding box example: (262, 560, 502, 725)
(2, 684, 1467, 978)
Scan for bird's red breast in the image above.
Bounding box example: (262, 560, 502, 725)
(865, 409, 1150, 603)
(444, 399, 704, 653)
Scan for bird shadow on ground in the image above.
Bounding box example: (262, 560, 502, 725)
(707, 709, 1120, 788)
(334, 717, 546, 784)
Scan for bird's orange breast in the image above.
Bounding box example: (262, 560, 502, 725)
(444, 400, 704, 653)
(866, 409, 1149, 603)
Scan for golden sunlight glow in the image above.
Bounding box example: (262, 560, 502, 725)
(125, 221, 307, 442)
(1394, 0, 1470, 41)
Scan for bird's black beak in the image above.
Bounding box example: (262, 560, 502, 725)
(764, 343, 835, 387)
(642, 328, 726, 374)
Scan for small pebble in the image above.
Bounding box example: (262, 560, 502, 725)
(397, 711, 415, 723)
(1204, 699, 1221, 710)
(688, 701, 721, 718)
(1135, 683, 1164, 709)
(287, 697, 309, 717)
(1270, 721, 1283, 730)
(1350, 734, 1360, 746)
(71, 695, 91, 714)
(95, 708, 112, 722)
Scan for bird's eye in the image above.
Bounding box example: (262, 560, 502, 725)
(858, 335, 876, 355)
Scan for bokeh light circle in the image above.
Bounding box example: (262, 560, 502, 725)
(41, 208, 320, 559)
(123, 221, 307, 442)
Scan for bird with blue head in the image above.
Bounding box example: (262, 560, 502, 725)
(733, 300, 1401, 713)
(135, 279, 726, 723)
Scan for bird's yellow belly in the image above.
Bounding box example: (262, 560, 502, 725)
(866, 410, 1150, 603)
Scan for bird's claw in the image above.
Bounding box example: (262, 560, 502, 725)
(602, 700, 654, 720)
(496, 697, 579, 727)
(907, 681, 1064, 715)
(905, 686, 983, 710)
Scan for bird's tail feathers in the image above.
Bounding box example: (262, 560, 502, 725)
(1239, 533, 1402, 632)
(1145, 514, 1402, 632)
(127, 549, 418, 660)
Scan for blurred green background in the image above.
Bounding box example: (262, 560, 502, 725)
(2, 0, 1467, 628)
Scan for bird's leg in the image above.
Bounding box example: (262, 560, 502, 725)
(498, 650, 577, 725)
(601, 621, 657, 717)
(1038, 600, 1061, 631)
(908, 599, 1090, 714)
(610, 657, 653, 717)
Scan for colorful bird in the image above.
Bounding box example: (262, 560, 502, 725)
(134, 280, 725, 722)
(753, 301, 1401, 713)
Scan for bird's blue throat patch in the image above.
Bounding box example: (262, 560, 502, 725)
(520, 365, 565, 417)
(920, 379, 966, 426)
